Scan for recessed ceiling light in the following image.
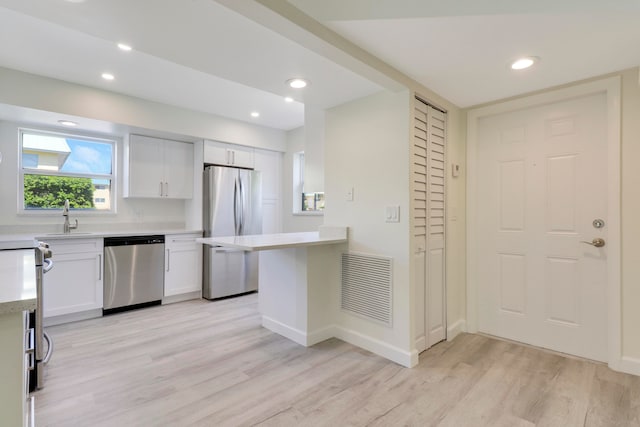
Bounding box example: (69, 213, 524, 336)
(117, 43, 132, 51)
(511, 56, 538, 70)
(58, 120, 78, 127)
(284, 97, 294, 103)
(250, 111, 260, 118)
(286, 78, 308, 89)
(101, 73, 115, 81)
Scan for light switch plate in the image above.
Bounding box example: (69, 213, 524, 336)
(452, 164, 460, 177)
(385, 205, 400, 223)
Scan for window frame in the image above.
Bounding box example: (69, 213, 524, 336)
(18, 128, 118, 215)
(292, 150, 324, 216)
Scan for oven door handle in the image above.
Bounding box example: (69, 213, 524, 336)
(43, 258, 53, 274)
(42, 331, 53, 365)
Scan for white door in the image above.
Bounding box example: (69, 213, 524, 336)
(476, 92, 608, 362)
(413, 99, 446, 352)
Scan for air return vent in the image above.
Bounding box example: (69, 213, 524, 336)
(341, 253, 393, 326)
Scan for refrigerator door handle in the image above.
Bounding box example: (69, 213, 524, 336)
(233, 177, 240, 235)
(238, 177, 244, 235)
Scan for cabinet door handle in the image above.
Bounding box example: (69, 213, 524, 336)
(98, 254, 102, 280)
(231, 150, 235, 165)
(226, 150, 230, 164)
(166, 249, 170, 272)
(165, 182, 169, 197)
(159, 181, 163, 197)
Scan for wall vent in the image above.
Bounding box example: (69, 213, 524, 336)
(341, 252, 393, 326)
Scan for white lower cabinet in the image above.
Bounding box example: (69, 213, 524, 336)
(164, 233, 202, 301)
(43, 238, 103, 322)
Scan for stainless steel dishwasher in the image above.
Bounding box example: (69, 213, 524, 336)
(103, 235, 165, 314)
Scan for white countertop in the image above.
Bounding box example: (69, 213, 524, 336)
(0, 249, 37, 315)
(0, 235, 39, 250)
(36, 229, 202, 240)
(197, 231, 347, 251)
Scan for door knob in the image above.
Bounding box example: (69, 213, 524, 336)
(581, 238, 605, 248)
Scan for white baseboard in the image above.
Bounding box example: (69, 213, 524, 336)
(262, 316, 308, 346)
(261, 316, 416, 367)
(334, 326, 417, 368)
(447, 319, 467, 341)
(306, 325, 337, 346)
(44, 309, 102, 326)
(414, 336, 426, 353)
(162, 291, 201, 305)
(616, 356, 640, 376)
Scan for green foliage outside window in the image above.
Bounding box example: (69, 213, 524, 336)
(24, 175, 95, 209)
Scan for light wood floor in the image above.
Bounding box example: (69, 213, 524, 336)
(35, 294, 640, 427)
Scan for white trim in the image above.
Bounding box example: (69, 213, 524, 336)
(617, 356, 640, 376)
(466, 76, 622, 370)
(18, 127, 118, 215)
(43, 308, 102, 327)
(262, 316, 417, 368)
(447, 318, 466, 341)
(261, 315, 308, 346)
(334, 326, 418, 368)
(306, 325, 336, 346)
(161, 291, 201, 305)
(605, 81, 622, 371)
(292, 211, 324, 217)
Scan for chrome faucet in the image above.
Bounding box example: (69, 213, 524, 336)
(62, 199, 78, 233)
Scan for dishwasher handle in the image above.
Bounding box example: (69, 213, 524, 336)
(104, 235, 165, 246)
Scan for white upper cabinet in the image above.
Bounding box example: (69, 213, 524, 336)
(254, 149, 283, 234)
(163, 139, 194, 199)
(125, 134, 194, 199)
(204, 140, 254, 169)
(253, 149, 282, 200)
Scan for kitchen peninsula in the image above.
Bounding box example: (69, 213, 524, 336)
(198, 226, 348, 347)
(0, 247, 37, 427)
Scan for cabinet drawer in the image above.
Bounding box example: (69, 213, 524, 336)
(46, 238, 103, 255)
(165, 233, 201, 249)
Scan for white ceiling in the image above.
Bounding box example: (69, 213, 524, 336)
(0, 0, 382, 131)
(1, 0, 639, 134)
(289, 0, 640, 107)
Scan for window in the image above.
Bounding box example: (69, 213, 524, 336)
(292, 151, 324, 213)
(20, 129, 116, 212)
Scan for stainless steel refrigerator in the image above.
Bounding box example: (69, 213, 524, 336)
(203, 165, 262, 299)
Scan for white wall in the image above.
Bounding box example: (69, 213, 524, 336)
(0, 67, 287, 234)
(303, 106, 325, 193)
(282, 126, 323, 232)
(0, 67, 286, 152)
(324, 89, 413, 355)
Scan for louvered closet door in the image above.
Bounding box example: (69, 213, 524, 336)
(413, 99, 446, 352)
